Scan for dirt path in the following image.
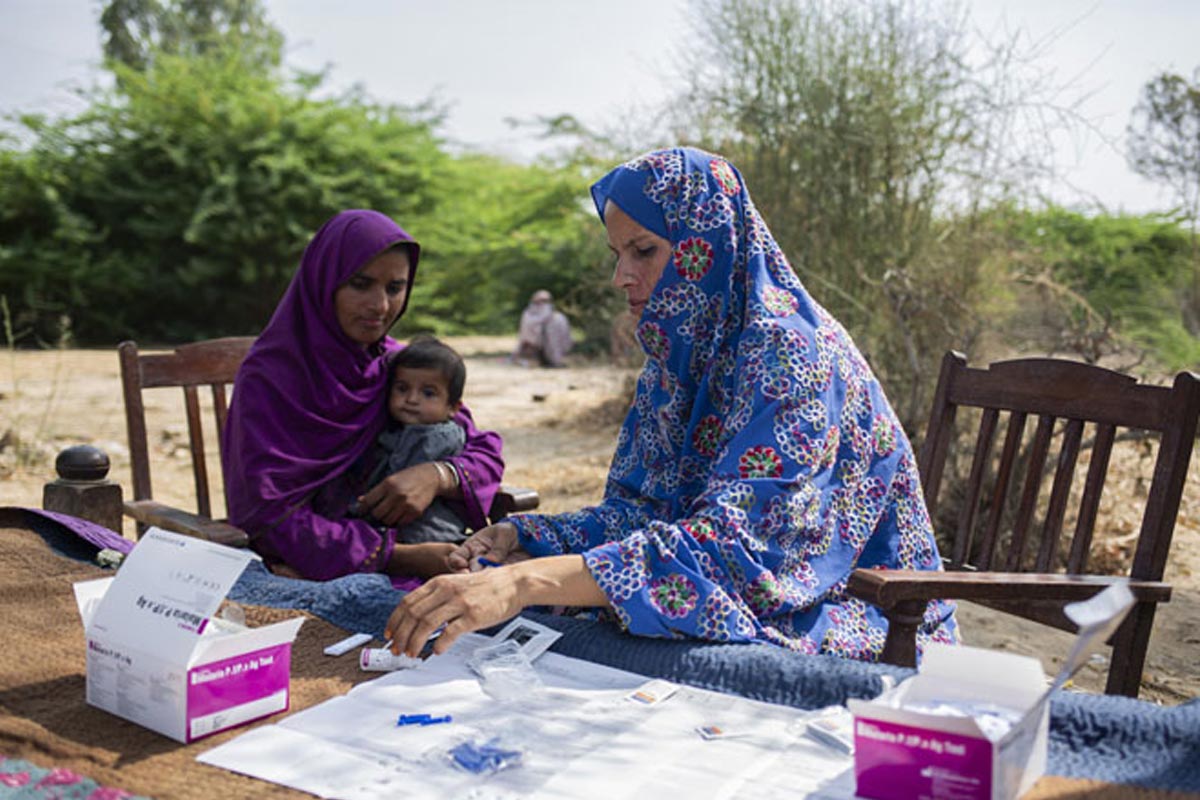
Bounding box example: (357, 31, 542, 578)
(1, 337, 1196, 704)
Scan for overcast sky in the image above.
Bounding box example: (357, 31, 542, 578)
(2, 0, 1197, 214)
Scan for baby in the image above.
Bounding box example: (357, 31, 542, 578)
(355, 335, 471, 544)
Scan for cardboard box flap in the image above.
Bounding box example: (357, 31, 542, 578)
(84, 528, 258, 661)
(73, 577, 114, 629)
(849, 692, 993, 738)
(1045, 583, 1135, 694)
(189, 617, 305, 666)
(908, 644, 1046, 709)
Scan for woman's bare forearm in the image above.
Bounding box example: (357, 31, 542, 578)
(511, 555, 610, 609)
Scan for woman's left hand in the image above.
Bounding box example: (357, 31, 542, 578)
(385, 569, 523, 658)
(358, 462, 440, 527)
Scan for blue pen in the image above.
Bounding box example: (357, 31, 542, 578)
(477, 558, 504, 569)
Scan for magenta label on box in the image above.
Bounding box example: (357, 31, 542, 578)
(854, 717, 993, 800)
(186, 644, 291, 719)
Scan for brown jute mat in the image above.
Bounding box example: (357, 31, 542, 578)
(0, 518, 1193, 799)
(0, 521, 377, 799)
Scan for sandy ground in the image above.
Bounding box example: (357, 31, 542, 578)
(1, 336, 1196, 705)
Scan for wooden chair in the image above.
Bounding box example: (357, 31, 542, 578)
(846, 351, 1200, 697)
(119, 338, 540, 549)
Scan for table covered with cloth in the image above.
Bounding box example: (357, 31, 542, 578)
(0, 507, 1197, 799)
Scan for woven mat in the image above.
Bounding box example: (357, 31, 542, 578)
(0, 523, 375, 799)
(0, 520, 1193, 800)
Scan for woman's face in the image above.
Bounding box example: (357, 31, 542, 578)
(334, 247, 412, 347)
(604, 201, 671, 320)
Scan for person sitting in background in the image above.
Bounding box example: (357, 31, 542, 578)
(512, 289, 572, 368)
(222, 209, 504, 582)
(351, 335, 472, 545)
(385, 147, 957, 660)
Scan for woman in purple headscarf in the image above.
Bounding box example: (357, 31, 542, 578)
(221, 210, 503, 581)
(384, 148, 956, 660)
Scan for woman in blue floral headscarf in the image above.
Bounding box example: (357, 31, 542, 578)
(385, 147, 957, 661)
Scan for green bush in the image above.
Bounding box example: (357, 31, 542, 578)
(0, 48, 444, 344)
(1005, 208, 1200, 370)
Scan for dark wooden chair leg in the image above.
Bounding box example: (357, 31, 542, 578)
(1106, 603, 1158, 697)
(880, 599, 927, 668)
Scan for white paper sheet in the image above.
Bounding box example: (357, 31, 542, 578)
(199, 626, 856, 799)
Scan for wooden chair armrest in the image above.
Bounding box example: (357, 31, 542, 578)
(847, 568, 1172, 669)
(124, 500, 250, 548)
(847, 569, 1171, 607)
(489, 484, 540, 520)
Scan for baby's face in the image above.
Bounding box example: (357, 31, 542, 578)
(388, 366, 457, 425)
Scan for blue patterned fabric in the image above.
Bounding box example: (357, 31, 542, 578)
(511, 148, 956, 660)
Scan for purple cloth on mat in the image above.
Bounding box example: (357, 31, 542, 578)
(18, 508, 133, 554)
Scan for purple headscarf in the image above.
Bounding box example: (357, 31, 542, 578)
(222, 210, 503, 579)
(224, 210, 419, 529)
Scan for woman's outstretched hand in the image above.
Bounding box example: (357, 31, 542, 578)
(447, 521, 529, 572)
(384, 554, 606, 658)
(358, 462, 440, 527)
(385, 568, 525, 658)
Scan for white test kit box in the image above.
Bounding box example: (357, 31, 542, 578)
(848, 584, 1135, 800)
(73, 528, 304, 743)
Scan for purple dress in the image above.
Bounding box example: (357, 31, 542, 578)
(221, 210, 503, 580)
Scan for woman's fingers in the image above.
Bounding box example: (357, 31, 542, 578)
(446, 546, 472, 573)
(385, 570, 524, 658)
(448, 527, 500, 572)
(430, 616, 472, 656)
(385, 582, 445, 656)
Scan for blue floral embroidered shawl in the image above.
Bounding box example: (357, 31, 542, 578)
(511, 147, 957, 660)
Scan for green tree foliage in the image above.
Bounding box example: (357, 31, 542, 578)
(1003, 208, 1200, 370)
(99, 0, 283, 74)
(0, 48, 446, 343)
(399, 154, 614, 341)
(0, 0, 606, 348)
(1127, 68, 1200, 332)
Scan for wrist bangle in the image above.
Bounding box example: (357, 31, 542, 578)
(441, 461, 460, 489)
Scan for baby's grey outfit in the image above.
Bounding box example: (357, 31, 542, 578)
(364, 420, 468, 544)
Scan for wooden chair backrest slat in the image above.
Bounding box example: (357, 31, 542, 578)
(119, 338, 254, 521)
(978, 410, 1026, 571)
(1068, 422, 1116, 574)
(922, 351, 1200, 587)
(1035, 416, 1084, 572)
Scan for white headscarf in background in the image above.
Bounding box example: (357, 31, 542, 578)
(516, 290, 572, 367)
